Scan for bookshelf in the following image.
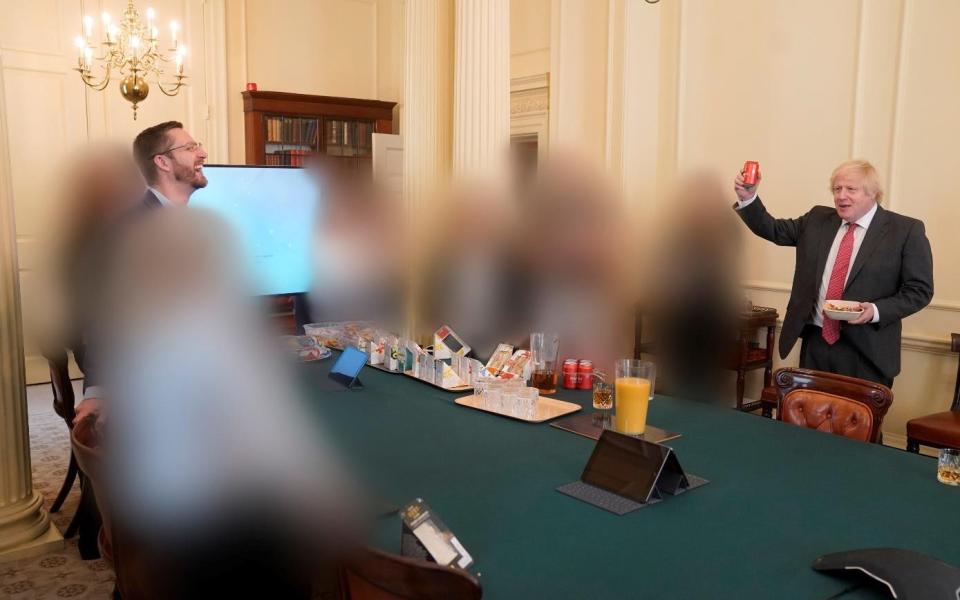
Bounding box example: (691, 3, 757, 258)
(242, 90, 396, 170)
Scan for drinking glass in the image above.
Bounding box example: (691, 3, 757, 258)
(614, 359, 656, 435)
(592, 376, 614, 427)
(519, 387, 540, 420)
(938, 448, 960, 486)
(530, 332, 559, 394)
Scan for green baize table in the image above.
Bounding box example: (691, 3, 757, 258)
(302, 361, 959, 599)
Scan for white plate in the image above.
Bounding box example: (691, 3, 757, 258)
(824, 300, 863, 321)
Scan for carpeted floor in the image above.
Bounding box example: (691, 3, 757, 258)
(0, 382, 115, 599)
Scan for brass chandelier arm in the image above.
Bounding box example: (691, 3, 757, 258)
(156, 77, 187, 97)
(77, 65, 113, 91)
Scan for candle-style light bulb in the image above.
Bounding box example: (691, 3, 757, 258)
(146, 7, 155, 30)
(74, 36, 85, 65)
(108, 24, 118, 43)
(83, 16, 93, 40)
(170, 21, 179, 48)
(176, 45, 186, 73)
(84, 46, 92, 66)
(101, 12, 111, 26)
(130, 35, 141, 50)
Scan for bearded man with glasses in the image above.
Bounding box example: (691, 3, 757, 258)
(73, 121, 209, 424)
(133, 120, 209, 207)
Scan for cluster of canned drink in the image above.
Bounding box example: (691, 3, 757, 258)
(562, 359, 595, 390)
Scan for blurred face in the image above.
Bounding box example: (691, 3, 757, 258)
(832, 171, 876, 222)
(160, 128, 208, 189)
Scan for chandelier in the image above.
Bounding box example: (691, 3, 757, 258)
(73, 0, 187, 119)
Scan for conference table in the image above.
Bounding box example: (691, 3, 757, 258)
(300, 360, 959, 599)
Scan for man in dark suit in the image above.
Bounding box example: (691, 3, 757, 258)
(733, 160, 933, 388)
(74, 121, 208, 422)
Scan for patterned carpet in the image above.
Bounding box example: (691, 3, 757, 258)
(0, 383, 115, 599)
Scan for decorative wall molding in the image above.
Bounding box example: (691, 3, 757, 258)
(510, 72, 549, 158)
(763, 318, 952, 356)
(511, 94, 548, 115)
(743, 279, 960, 314)
(510, 73, 549, 115)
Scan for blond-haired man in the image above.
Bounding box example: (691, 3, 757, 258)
(733, 160, 933, 388)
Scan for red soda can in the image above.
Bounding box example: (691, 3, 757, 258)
(562, 359, 579, 389)
(577, 360, 594, 390)
(742, 161, 759, 185)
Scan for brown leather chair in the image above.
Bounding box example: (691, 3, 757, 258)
(340, 546, 482, 600)
(779, 389, 875, 442)
(764, 368, 893, 443)
(906, 333, 960, 453)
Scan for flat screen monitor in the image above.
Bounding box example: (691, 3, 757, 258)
(190, 165, 319, 296)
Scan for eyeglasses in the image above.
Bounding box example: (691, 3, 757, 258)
(155, 141, 203, 156)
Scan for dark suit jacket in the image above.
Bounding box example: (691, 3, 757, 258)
(735, 197, 933, 380)
(75, 189, 162, 393)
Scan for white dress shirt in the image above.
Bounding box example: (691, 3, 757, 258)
(736, 194, 880, 325)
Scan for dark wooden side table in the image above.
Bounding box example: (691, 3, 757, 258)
(730, 306, 779, 412)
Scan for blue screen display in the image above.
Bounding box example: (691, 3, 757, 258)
(190, 166, 320, 296)
(331, 347, 368, 381)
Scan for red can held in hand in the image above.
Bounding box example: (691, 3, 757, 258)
(742, 161, 760, 185)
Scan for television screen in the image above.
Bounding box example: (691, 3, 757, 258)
(190, 165, 320, 296)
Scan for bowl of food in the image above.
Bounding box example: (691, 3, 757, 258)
(824, 300, 864, 321)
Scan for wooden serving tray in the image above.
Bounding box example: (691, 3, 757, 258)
(455, 394, 581, 423)
(403, 370, 474, 393)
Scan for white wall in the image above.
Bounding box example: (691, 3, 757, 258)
(225, 0, 404, 163)
(0, 0, 227, 383)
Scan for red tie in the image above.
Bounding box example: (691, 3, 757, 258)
(822, 223, 858, 345)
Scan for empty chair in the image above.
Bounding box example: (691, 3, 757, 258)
(763, 368, 893, 443)
(906, 333, 960, 453)
(780, 389, 875, 442)
(339, 546, 482, 600)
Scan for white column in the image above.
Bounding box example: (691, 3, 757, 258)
(549, 0, 610, 166)
(403, 0, 454, 208)
(402, 0, 454, 338)
(452, 0, 510, 181)
(0, 60, 62, 563)
(606, 0, 679, 206)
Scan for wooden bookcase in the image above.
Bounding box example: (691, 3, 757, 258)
(242, 90, 396, 170)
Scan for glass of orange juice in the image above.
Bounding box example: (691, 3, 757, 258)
(614, 359, 656, 435)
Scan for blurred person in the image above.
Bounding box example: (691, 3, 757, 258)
(422, 184, 528, 360)
(733, 160, 933, 387)
(94, 209, 359, 599)
(643, 173, 742, 403)
(307, 162, 403, 331)
(74, 120, 208, 423)
(32, 143, 145, 559)
(39, 143, 145, 362)
(519, 154, 635, 372)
